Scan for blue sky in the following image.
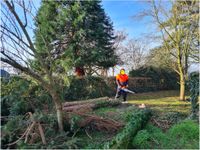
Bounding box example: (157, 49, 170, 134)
(102, 0, 198, 73)
(101, 0, 164, 51)
(1, 0, 198, 73)
(32, 0, 156, 42)
(102, 0, 152, 39)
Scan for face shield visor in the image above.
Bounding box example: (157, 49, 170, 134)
(120, 69, 125, 75)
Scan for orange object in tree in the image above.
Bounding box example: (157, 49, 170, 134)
(75, 67, 85, 76)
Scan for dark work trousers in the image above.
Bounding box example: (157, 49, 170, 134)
(115, 87, 127, 101)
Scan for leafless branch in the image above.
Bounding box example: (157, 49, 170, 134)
(4, 1, 36, 52)
(22, 0, 28, 27)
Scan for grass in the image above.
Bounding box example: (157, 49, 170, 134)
(75, 105, 138, 148)
(127, 90, 191, 115)
(127, 90, 199, 149)
(76, 90, 197, 149)
(93, 104, 134, 122)
(132, 120, 199, 149)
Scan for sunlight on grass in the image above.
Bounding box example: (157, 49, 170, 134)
(127, 90, 190, 114)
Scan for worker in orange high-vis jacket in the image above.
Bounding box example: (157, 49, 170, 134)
(115, 68, 129, 103)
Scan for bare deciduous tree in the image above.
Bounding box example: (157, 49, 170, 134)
(150, 0, 199, 100)
(133, 0, 199, 100)
(0, 0, 67, 131)
(122, 39, 146, 70)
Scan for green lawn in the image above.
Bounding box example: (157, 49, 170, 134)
(127, 90, 191, 115)
(127, 90, 199, 149)
(76, 90, 197, 149)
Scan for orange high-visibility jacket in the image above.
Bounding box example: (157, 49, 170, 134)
(116, 74, 128, 87)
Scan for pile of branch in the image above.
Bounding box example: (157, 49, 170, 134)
(64, 97, 123, 132)
(150, 117, 172, 130)
(63, 97, 121, 113)
(69, 112, 124, 132)
(7, 112, 46, 146)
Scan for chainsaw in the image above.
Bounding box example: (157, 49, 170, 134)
(120, 88, 135, 94)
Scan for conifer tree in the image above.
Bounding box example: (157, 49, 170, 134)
(35, 0, 118, 76)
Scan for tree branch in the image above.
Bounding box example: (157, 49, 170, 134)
(1, 57, 48, 86)
(152, 0, 177, 44)
(4, 1, 36, 52)
(22, 0, 27, 27)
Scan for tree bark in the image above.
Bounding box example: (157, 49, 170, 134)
(177, 42, 185, 101)
(63, 97, 109, 107)
(184, 54, 189, 80)
(179, 73, 185, 101)
(178, 55, 185, 101)
(50, 89, 64, 131)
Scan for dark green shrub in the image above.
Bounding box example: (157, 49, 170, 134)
(167, 120, 199, 140)
(1, 77, 33, 116)
(129, 66, 179, 90)
(166, 120, 199, 149)
(102, 108, 152, 149)
(131, 130, 150, 148)
(1, 76, 53, 117)
(64, 76, 112, 101)
(131, 120, 199, 149)
(1, 115, 28, 149)
(132, 124, 166, 149)
(188, 72, 199, 119)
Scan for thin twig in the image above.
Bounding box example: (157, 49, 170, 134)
(72, 128, 81, 138)
(38, 123, 47, 145)
(24, 122, 36, 143)
(7, 125, 30, 146)
(85, 129, 92, 139)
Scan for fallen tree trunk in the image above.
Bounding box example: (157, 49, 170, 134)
(63, 98, 121, 112)
(63, 97, 109, 107)
(63, 103, 95, 112)
(103, 109, 152, 149)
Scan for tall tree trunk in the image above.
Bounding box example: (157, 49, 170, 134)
(184, 54, 189, 80)
(50, 88, 64, 131)
(177, 51, 185, 101)
(177, 42, 185, 101)
(179, 73, 185, 101)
